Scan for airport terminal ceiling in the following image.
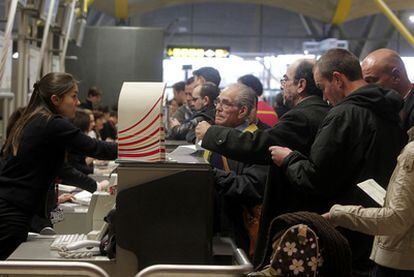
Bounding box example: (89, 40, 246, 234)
(92, 0, 414, 23)
(86, 0, 414, 57)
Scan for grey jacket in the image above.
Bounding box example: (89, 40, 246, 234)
(329, 140, 414, 270)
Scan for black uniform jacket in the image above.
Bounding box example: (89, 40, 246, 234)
(0, 114, 117, 214)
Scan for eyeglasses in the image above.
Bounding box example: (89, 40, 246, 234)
(280, 75, 290, 85)
(214, 98, 237, 109)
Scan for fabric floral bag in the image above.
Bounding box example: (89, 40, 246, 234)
(249, 224, 322, 276)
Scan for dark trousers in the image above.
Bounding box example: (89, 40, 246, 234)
(372, 264, 414, 277)
(0, 198, 30, 260)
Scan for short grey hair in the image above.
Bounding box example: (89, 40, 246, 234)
(228, 83, 257, 116)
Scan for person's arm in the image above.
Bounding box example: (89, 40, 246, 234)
(67, 152, 94, 175)
(202, 112, 310, 165)
(48, 116, 117, 160)
(172, 107, 185, 123)
(213, 163, 267, 206)
(58, 163, 97, 192)
(169, 120, 194, 140)
(328, 145, 414, 236)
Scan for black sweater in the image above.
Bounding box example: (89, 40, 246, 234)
(0, 114, 117, 213)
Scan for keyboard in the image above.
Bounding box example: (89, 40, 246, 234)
(50, 233, 87, 250)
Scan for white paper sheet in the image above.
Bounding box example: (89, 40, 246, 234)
(357, 179, 386, 206)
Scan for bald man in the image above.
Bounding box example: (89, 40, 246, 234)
(362, 48, 414, 132)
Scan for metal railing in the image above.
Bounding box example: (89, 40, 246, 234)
(0, 261, 109, 277)
(136, 247, 252, 277)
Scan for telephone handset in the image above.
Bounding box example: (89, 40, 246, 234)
(58, 222, 110, 258)
(63, 240, 100, 251)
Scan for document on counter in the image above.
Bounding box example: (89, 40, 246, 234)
(357, 179, 386, 206)
(72, 190, 93, 206)
(169, 144, 199, 156)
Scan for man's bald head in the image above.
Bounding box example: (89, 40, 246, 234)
(361, 48, 411, 97)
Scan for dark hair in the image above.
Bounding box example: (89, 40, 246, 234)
(110, 111, 118, 118)
(186, 77, 194, 86)
(99, 106, 110, 114)
(294, 60, 323, 97)
(199, 82, 220, 106)
(316, 48, 363, 81)
(87, 86, 102, 97)
(71, 109, 90, 133)
(238, 74, 263, 97)
(4, 72, 77, 156)
(173, 81, 185, 92)
(193, 67, 221, 86)
(93, 110, 104, 120)
(6, 107, 26, 138)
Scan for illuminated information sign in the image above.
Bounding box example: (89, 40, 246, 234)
(166, 46, 230, 58)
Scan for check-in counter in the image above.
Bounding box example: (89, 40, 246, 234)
(115, 151, 215, 276)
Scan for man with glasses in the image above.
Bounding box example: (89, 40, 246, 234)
(195, 59, 329, 264)
(204, 83, 267, 257)
(171, 82, 219, 142)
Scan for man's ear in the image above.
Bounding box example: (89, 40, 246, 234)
(332, 71, 344, 87)
(297, 78, 307, 94)
(391, 68, 401, 83)
(238, 106, 249, 119)
(202, 96, 210, 107)
(50, 95, 61, 106)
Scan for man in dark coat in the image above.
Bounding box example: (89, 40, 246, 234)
(170, 82, 219, 142)
(271, 49, 407, 276)
(361, 48, 414, 132)
(195, 59, 329, 265)
(79, 86, 102, 110)
(205, 83, 267, 255)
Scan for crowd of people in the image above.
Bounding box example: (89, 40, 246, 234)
(166, 48, 414, 276)
(1, 47, 414, 277)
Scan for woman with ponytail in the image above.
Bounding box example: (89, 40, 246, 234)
(0, 73, 117, 259)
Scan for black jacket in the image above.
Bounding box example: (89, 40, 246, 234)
(67, 151, 94, 175)
(202, 95, 330, 265)
(30, 163, 99, 232)
(282, 84, 406, 269)
(100, 121, 117, 141)
(170, 106, 215, 142)
(0, 114, 117, 213)
(209, 146, 268, 253)
(59, 163, 97, 193)
(79, 100, 93, 110)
